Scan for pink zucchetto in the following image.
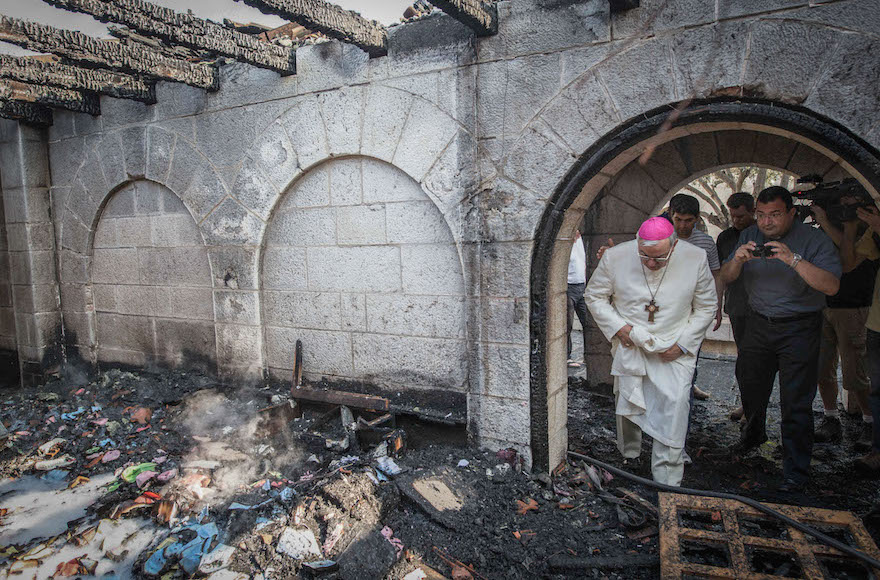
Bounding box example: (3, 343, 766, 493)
(637, 217, 674, 241)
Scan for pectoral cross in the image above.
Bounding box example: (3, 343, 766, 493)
(645, 299, 660, 323)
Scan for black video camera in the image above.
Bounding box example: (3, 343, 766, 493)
(792, 176, 876, 223)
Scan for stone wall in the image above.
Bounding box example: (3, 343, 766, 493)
(2, 0, 878, 466)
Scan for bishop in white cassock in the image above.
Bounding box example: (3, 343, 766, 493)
(585, 217, 717, 485)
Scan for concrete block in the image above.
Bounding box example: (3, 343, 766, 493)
(151, 214, 203, 247)
(540, 71, 619, 156)
(119, 126, 146, 179)
(401, 244, 465, 295)
(266, 325, 352, 375)
(328, 158, 362, 206)
(92, 248, 139, 284)
(336, 205, 386, 245)
(201, 197, 264, 246)
(743, 20, 837, 104)
(96, 131, 128, 191)
(233, 156, 280, 221)
(255, 121, 299, 193)
(209, 247, 259, 290)
(145, 126, 175, 184)
(319, 86, 364, 156)
(422, 129, 479, 211)
(115, 216, 153, 247)
(366, 294, 465, 339)
(263, 290, 341, 330)
(393, 101, 458, 181)
(611, 0, 713, 39)
(361, 85, 414, 162)
(114, 285, 157, 316)
(474, 394, 530, 444)
(386, 201, 453, 244)
(271, 207, 336, 246)
(137, 247, 211, 287)
(503, 122, 575, 196)
(182, 164, 227, 220)
(92, 284, 116, 313)
(279, 97, 329, 171)
(262, 246, 308, 291)
(479, 242, 531, 298)
(307, 246, 401, 293)
(215, 323, 262, 365)
(351, 333, 467, 390)
(362, 160, 424, 203)
(95, 312, 153, 352)
(340, 293, 366, 331)
(478, 0, 609, 60)
(102, 185, 135, 217)
(164, 138, 200, 198)
(288, 165, 330, 208)
(213, 290, 259, 325)
(154, 318, 216, 368)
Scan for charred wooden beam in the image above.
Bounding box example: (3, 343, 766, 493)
(0, 96, 52, 126)
(0, 15, 218, 91)
(43, 0, 296, 74)
(290, 386, 390, 411)
(0, 78, 100, 115)
(0, 55, 156, 103)
(235, 0, 387, 57)
(107, 26, 201, 60)
(430, 0, 497, 36)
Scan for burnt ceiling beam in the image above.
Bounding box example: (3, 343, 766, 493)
(0, 96, 53, 126)
(0, 78, 100, 115)
(0, 55, 156, 103)
(235, 0, 387, 57)
(0, 15, 219, 91)
(430, 0, 497, 36)
(42, 0, 296, 75)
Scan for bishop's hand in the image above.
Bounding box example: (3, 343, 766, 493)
(659, 344, 683, 362)
(615, 324, 634, 348)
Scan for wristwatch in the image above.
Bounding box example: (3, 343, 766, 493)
(790, 253, 803, 269)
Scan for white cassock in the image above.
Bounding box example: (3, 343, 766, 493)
(585, 239, 717, 485)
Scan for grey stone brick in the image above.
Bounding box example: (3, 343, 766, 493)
(308, 246, 401, 293)
(263, 290, 341, 330)
(479, 344, 530, 399)
(598, 40, 677, 123)
(361, 85, 413, 163)
(480, 297, 529, 345)
(194, 108, 258, 174)
(351, 333, 467, 390)
(341, 293, 366, 331)
(60, 250, 89, 284)
(503, 122, 576, 197)
(328, 158, 362, 206)
(167, 287, 214, 321)
(115, 285, 157, 316)
(49, 135, 86, 187)
(255, 121, 299, 193)
(266, 325, 352, 375)
(153, 80, 207, 119)
(337, 205, 386, 246)
(201, 197, 264, 246)
(279, 97, 329, 171)
(423, 129, 478, 213)
(49, 111, 75, 142)
(670, 22, 749, 100)
(29, 251, 56, 284)
(362, 160, 424, 203)
(213, 290, 259, 325)
(120, 126, 147, 179)
(320, 86, 364, 156)
(93, 284, 117, 313)
(611, 0, 713, 39)
(209, 247, 259, 290)
(97, 346, 147, 368)
(164, 138, 201, 198)
(115, 216, 153, 247)
(539, 71, 619, 156)
(98, 94, 152, 129)
(288, 165, 330, 208)
(154, 318, 216, 369)
(233, 156, 280, 220)
(138, 247, 211, 287)
(393, 102, 458, 182)
(60, 214, 90, 253)
(102, 185, 135, 217)
(386, 201, 453, 244)
(366, 294, 465, 339)
(473, 394, 530, 443)
(271, 207, 336, 246)
(262, 246, 308, 291)
(145, 126, 175, 184)
(505, 53, 562, 138)
(182, 163, 228, 220)
(159, 186, 188, 215)
(295, 40, 369, 95)
(401, 244, 465, 296)
(92, 248, 139, 284)
(151, 214, 203, 247)
(3, 187, 53, 225)
(718, 0, 807, 20)
(478, 242, 531, 298)
(96, 131, 128, 191)
(215, 323, 262, 365)
(95, 312, 153, 352)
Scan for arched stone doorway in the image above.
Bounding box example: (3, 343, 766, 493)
(530, 99, 880, 471)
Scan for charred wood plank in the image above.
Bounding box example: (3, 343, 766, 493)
(0, 96, 52, 126)
(290, 386, 390, 411)
(43, 0, 296, 74)
(430, 0, 497, 36)
(0, 15, 218, 91)
(0, 78, 100, 115)
(0, 55, 156, 103)
(235, 0, 387, 57)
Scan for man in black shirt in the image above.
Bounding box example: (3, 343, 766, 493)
(811, 202, 878, 449)
(716, 193, 756, 421)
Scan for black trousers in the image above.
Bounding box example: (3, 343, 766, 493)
(736, 311, 822, 484)
(567, 283, 588, 359)
(729, 314, 749, 346)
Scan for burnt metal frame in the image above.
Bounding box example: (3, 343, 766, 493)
(658, 492, 880, 578)
(528, 99, 880, 471)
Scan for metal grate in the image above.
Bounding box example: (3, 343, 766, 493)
(658, 492, 880, 579)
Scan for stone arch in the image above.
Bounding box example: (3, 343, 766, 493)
(529, 99, 880, 472)
(259, 156, 468, 413)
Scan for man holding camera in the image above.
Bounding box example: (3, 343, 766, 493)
(720, 186, 841, 492)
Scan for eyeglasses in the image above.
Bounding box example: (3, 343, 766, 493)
(756, 211, 786, 221)
(638, 246, 674, 263)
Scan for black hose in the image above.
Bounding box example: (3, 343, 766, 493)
(567, 450, 880, 571)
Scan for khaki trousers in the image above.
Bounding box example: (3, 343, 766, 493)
(616, 413, 685, 487)
(818, 307, 870, 393)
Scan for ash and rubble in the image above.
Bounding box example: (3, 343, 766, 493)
(1, 363, 879, 579)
